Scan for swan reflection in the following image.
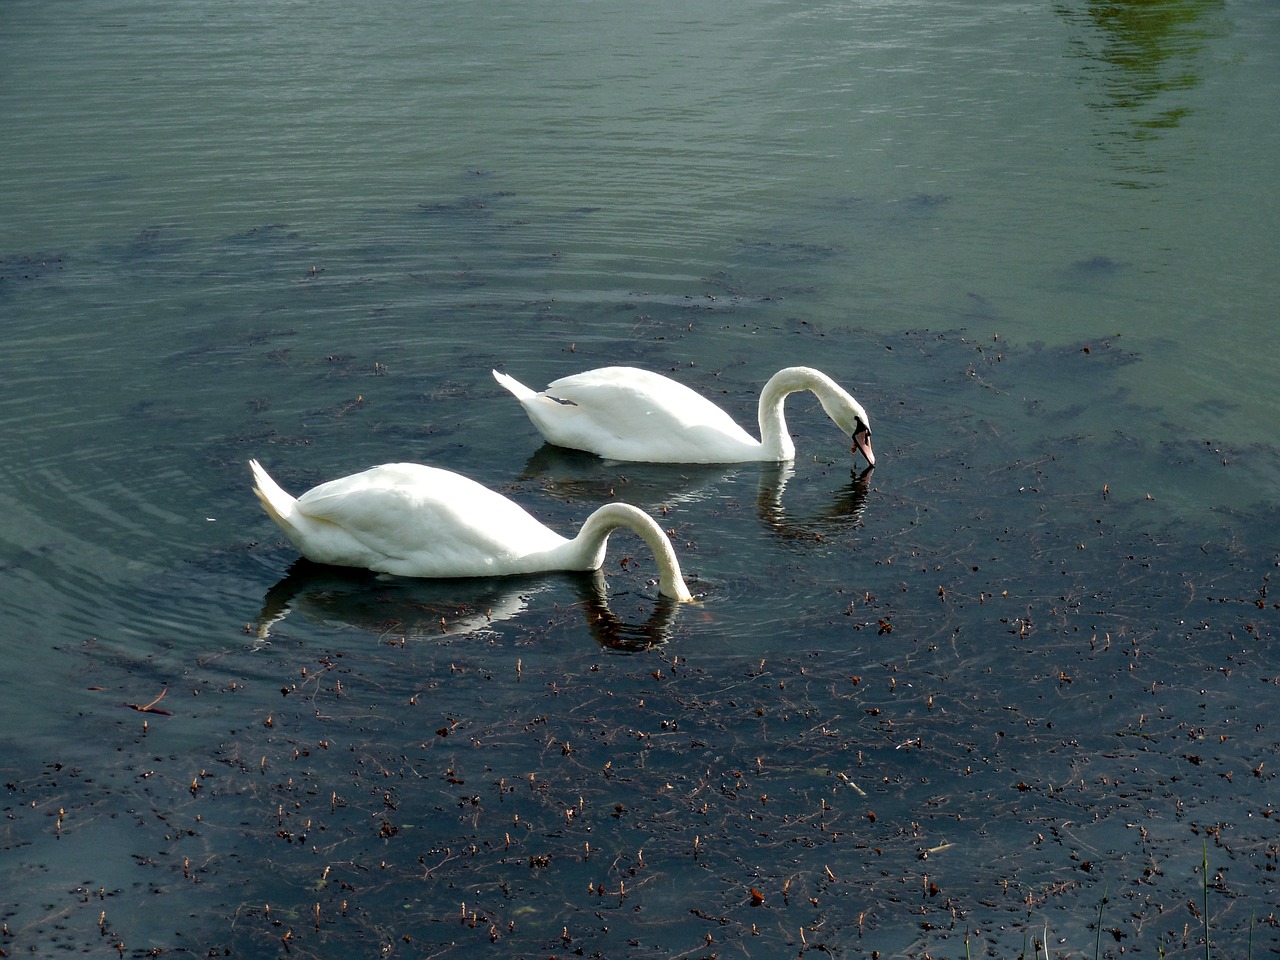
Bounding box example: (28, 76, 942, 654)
(255, 560, 680, 651)
(518, 444, 737, 507)
(520, 446, 874, 541)
(756, 463, 874, 540)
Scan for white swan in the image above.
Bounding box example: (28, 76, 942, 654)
(249, 460, 693, 601)
(493, 366, 875, 466)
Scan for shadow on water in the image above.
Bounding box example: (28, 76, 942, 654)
(515, 443, 743, 509)
(517, 446, 876, 541)
(256, 559, 681, 653)
(756, 463, 876, 543)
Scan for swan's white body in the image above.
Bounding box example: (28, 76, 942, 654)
(493, 366, 875, 466)
(249, 460, 692, 601)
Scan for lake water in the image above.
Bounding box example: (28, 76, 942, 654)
(2, 0, 1277, 956)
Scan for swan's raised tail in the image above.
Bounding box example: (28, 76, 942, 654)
(250, 459, 296, 528)
(492, 369, 536, 401)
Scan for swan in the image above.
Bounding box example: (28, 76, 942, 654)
(249, 460, 693, 601)
(493, 366, 875, 466)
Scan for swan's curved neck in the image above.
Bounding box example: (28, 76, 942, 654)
(756, 367, 844, 461)
(566, 502, 693, 601)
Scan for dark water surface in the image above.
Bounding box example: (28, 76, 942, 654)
(2, 0, 1277, 957)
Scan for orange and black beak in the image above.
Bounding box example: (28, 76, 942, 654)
(852, 424, 875, 467)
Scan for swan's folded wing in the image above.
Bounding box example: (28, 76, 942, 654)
(548, 368, 727, 426)
(293, 467, 565, 577)
(539, 369, 756, 461)
(296, 482, 435, 559)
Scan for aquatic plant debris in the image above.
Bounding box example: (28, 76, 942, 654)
(2, 197, 1278, 958)
(123, 685, 172, 716)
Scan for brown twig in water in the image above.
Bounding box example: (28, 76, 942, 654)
(125, 685, 172, 716)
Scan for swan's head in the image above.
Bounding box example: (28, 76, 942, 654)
(818, 391, 876, 468)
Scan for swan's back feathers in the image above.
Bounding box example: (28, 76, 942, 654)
(299, 464, 566, 576)
(252, 462, 567, 578)
(497, 366, 760, 462)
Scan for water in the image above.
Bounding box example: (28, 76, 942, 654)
(2, 0, 1277, 956)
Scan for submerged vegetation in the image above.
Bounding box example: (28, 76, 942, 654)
(2, 107, 1277, 953)
(3, 315, 1276, 958)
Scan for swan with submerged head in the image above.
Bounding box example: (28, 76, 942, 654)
(493, 365, 875, 466)
(249, 459, 693, 601)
